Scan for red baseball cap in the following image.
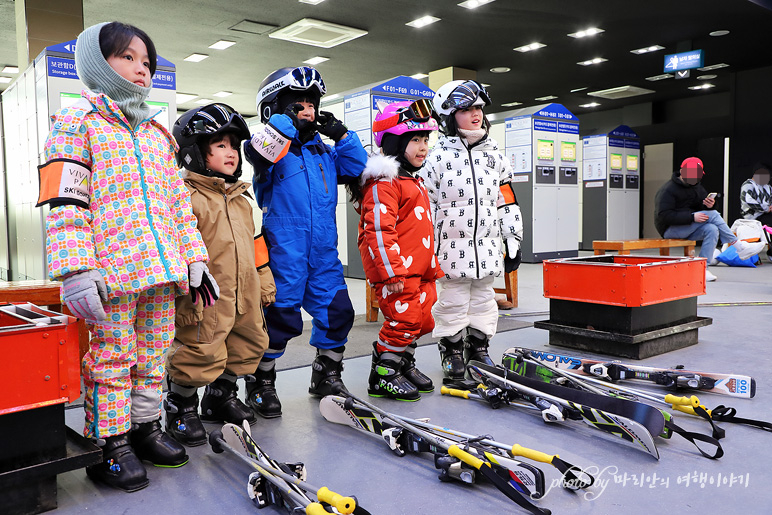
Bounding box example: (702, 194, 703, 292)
(680, 157, 704, 170)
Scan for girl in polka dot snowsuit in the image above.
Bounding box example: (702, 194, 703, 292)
(44, 87, 209, 440)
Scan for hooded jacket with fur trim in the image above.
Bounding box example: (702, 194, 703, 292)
(355, 154, 444, 285)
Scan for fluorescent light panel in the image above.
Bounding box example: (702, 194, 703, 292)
(689, 84, 715, 90)
(490, 67, 510, 73)
(646, 73, 673, 81)
(567, 27, 604, 38)
(2, 66, 19, 74)
(325, 93, 341, 101)
(579, 102, 600, 108)
(406, 15, 440, 28)
(698, 63, 729, 71)
(631, 45, 664, 54)
(578, 57, 607, 66)
(570, 87, 588, 93)
(194, 98, 213, 104)
(303, 56, 329, 65)
(184, 53, 209, 62)
(535, 95, 558, 101)
(501, 101, 522, 107)
(208, 40, 236, 50)
(514, 42, 546, 52)
(213, 91, 232, 97)
(0, 77, 12, 83)
(176, 93, 198, 103)
(299, 0, 325, 4)
(458, 0, 495, 9)
(410, 73, 429, 79)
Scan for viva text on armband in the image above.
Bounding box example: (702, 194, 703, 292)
(250, 123, 291, 164)
(36, 158, 91, 209)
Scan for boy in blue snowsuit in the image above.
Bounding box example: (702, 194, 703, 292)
(243, 66, 367, 417)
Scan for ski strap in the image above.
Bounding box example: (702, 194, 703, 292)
(663, 409, 724, 460)
(710, 406, 772, 432)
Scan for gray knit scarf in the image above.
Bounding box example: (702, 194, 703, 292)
(75, 22, 151, 129)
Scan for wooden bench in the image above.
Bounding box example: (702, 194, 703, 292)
(593, 239, 696, 257)
(0, 280, 89, 359)
(365, 270, 519, 322)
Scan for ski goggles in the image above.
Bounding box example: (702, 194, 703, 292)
(441, 80, 491, 111)
(372, 98, 436, 133)
(181, 103, 249, 139)
(259, 67, 327, 102)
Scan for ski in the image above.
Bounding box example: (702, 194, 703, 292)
(320, 393, 551, 515)
(466, 361, 662, 460)
(504, 347, 756, 399)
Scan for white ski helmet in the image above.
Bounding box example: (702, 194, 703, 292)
(433, 80, 491, 117)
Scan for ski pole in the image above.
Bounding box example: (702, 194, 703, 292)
(332, 386, 551, 515)
(210, 429, 354, 514)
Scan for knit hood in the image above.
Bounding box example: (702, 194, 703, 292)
(75, 22, 152, 129)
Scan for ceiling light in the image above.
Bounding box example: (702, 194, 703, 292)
(406, 15, 441, 28)
(514, 42, 546, 52)
(0, 77, 12, 84)
(689, 84, 715, 90)
(303, 56, 329, 65)
(710, 30, 730, 37)
(458, 0, 495, 8)
(208, 40, 236, 50)
(270, 18, 367, 48)
(175, 93, 198, 103)
(213, 91, 232, 97)
(579, 102, 600, 108)
(578, 57, 607, 66)
(194, 98, 213, 104)
(299, 0, 326, 3)
(184, 53, 209, 62)
(588, 85, 655, 99)
(490, 66, 510, 73)
(501, 101, 522, 107)
(631, 44, 664, 54)
(567, 27, 604, 38)
(570, 87, 588, 93)
(325, 93, 341, 101)
(646, 73, 673, 81)
(410, 73, 429, 79)
(697, 74, 718, 80)
(535, 95, 558, 101)
(698, 63, 729, 71)
(2, 66, 19, 74)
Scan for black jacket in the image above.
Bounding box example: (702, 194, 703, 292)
(654, 171, 709, 236)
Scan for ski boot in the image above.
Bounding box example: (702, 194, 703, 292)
(201, 378, 257, 425)
(464, 331, 494, 367)
(164, 391, 207, 446)
(246, 367, 282, 419)
(368, 343, 420, 401)
(308, 354, 348, 397)
(130, 418, 189, 467)
(401, 346, 434, 393)
(86, 433, 148, 492)
(438, 337, 466, 380)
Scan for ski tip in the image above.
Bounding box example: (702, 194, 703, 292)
(750, 378, 756, 398)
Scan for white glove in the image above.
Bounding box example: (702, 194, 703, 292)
(61, 270, 108, 321)
(188, 262, 220, 307)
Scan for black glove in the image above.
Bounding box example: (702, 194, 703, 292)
(316, 110, 348, 141)
(505, 248, 521, 274)
(283, 103, 305, 128)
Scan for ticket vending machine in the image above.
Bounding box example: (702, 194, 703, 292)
(336, 76, 435, 279)
(502, 104, 580, 262)
(1, 40, 176, 281)
(581, 125, 641, 249)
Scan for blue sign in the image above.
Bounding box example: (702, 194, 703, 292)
(609, 137, 625, 148)
(625, 139, 640, 149)
(371, 76, 434, 99)
(47, 56, 78, 79)
(664, 50, 704, 72)
(152, 71, 176, 90)
(608, 125, 639, 139)
(46, 39, 77, 54)
(372, 94, 406, 111)
(534, 103, 579, 122)
(558, 122, 579, 135)
(533, 119, 557, 132)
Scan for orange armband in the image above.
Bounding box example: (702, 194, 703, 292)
(254, 234, 270, 270)
(36, 158, 91, 208)
(498, 182, 518, 207)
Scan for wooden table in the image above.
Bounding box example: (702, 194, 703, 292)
(593, 239, 696, 257)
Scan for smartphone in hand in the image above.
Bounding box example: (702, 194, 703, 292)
(706, 192, 717, 200)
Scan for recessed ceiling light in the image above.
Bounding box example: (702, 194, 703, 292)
(697, 74, 718, 80)
(514, 42, 546, 52)
(578, 57, 607, 66)
(406, 15, 441, 28)
(490, 67, 510, 73)
(709, 30, 730, 37)
(270, 18, 367, 48)
(303, 56, 329, 65)
(631, 44, 664, 54)
(458, 0, 495, 8)
(299, 0, 326, 4)
(2, 66, 19, 74)
(184, 53, 209, 62)
(0, 77, 12, 83)
(410, 73, 429, 79)
(698, 63, 729, 71)
(194, 98, 213, 104)
(579, 102, 600, 108)
(213, 91, 232, 98)
(570, 87, 588, 93)
(535, 95, 558, 101)
(646, 73, 673, 81)
(175, 93, 198, 103)
(325, 93, 341, 101)
(208, 40, 236, 50)
(567, 27, 605, 38)
(689, 84, 715, 90)
(501, 101, 522, 107)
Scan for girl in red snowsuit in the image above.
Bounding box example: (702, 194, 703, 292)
(349, 100, 443, 401)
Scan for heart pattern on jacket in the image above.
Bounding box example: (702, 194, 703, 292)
(420, 291, 427, 304)
(414, 206, 425, 220)
(395, 300, 409, 313)
(379, 204, 388, 214)
(422, 237, 430, 249)
(382, 285, 390, 298)
(401, 255, 413, 269)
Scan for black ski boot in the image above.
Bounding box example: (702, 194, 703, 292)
(308, 354, 348, 397)
(86, 433, 148, 492)
(201, 378, 257, 425)
(464, 332, 494, 367)
(368, 343, 420, 401)
(164, 391, 207, 446)
(401, 346, 434, 393)
(246, 367, 282, 419)
(438, 337, 466, 380)
(130, 418, 189, 467)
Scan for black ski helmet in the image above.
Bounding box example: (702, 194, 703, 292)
(173, 103, 250, 176)
(256, 66, 327, 123)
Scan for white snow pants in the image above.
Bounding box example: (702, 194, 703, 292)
(432, 275, 498, 339)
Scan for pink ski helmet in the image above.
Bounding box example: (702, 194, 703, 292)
(373, 99, 439, 147)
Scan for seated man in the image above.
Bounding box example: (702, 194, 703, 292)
(740, 162, 772, 226)
(654, 157, 755, 282)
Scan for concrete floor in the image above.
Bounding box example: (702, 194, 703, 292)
(52, 255, 772, 515)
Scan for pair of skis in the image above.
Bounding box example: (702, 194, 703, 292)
(320, 389, 595, 515)
(209, 421, 371, 515)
